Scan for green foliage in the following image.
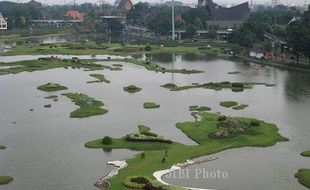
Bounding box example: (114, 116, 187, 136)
(161, 157, 166, 163)
(37, 83, 68, 92)
(138, 125, 151, 133)
(189, 105, 211, 112)
(0, 176, 13, 185)
(141, 153, 146, 159)
(250, 120, 261, 126)
(63, 93, 108, 118)
(143, 102, 160, 109)
(87, 74, 110, 84)
(220, 101, 239, 108)
(144, 46, 152, 52)
(123, 176, 151, 189)
(296, 169, 310, 188)
(301, 150, 310, 157)
(287, 8, 310, 58)
(86, 112, 287, 189)
(232, 104, 249, 110)
(102, 136, 112, 145)
(0, 145, 6, 149)
(123, 85, 142, 93)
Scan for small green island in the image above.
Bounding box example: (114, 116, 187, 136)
(143, 102, 160, 109)
(123, 85, 142, 93)
(220, 101, 249, 110)
(220, 101, 239, 108)
(0, 145, 6, 149)
(160, 81, 271, 92)
(37, 83, 68, 92)
(87, 74, 111, 84)
(85, 112, 288, 189)
(301, 150, 310, 157)
(63, 93, 108, 118)
(0, 176, 13, 185)
(296, 169, 310, 188)
(189, 105, 211, 112)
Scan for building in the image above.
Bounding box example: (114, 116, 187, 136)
(29, 19, 82, 28)
(115, 0, 133, 12)
(65, 10, 85, 21)
(0, 12, 7, 30)
(199, 0, 250, 29)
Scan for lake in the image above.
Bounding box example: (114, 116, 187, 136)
(0, 53, 309, 190)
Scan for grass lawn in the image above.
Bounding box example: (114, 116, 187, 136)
(85, 112, 288, 190)
(143, 102, 160, 109)
(0, 176, 13, 185)
(296, 169, 310, 188)
(37, 82, 68, 92)
(87, 74, 111, 84)
(301, 150, 310, 157)
(63, 93, 108, 118)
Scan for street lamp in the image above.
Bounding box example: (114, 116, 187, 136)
(172, 0, 175, 40)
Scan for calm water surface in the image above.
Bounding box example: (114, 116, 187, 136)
(0, 53, 310, 190)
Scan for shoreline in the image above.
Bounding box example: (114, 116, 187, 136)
(153, 157, 219, 190)
(95, 160, 128, 190)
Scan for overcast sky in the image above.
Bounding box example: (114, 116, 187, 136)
(0, 0, 309, 6)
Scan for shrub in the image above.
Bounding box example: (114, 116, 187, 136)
(232, 83, 244, 88)
(102, 136, 112, 145)
(141, 153, 145, 159)
(123, 176, 151, 189)
(218, 116, 227, 121)
(251, 121, 260, 126)
(144, 45, 152, 51)
(161, 157, 166, 163)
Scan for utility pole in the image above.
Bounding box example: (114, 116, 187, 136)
(172, 0, 175, 40)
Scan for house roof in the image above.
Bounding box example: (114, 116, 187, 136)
(206, 0, 250, 21)
(0, 12, 4, 20)
(65, 10, 85, 21)
(116, 0, 133, 11)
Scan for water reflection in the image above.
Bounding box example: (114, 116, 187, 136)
(285, 71, 310, 102)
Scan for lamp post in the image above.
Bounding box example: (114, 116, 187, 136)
(172, 0, 175, 40)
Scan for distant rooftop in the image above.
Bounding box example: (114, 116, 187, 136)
(0, 12, 4, 20)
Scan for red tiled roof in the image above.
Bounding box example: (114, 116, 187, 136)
(65, 10, 85, 21)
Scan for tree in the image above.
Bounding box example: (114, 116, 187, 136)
(207, 28, 217, 40)
(109, 20, 124, 35)
(102, 136, 112, 145)
(194, 17, 203, 30)
(184, 25, 197, 39)
(287, 7, 310, 64)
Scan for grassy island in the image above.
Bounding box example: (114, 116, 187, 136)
(123, 85, 142, 93)
(85, 112, 287, 190)
(220, 101, 239, 108)
(143, 102, 160, 109)
(161, 81, 270, 92)
(87, 74, 111, 84)
(63, 93, 108, 118)
(0, 176, 13, 185)
(189, 105, 211, 112)
(296, 169, 310, 188)
(301, 150, 310, 157)
(0, 145, 6, 149)
(232, 104, 249, 110)
(37, 83, 68, 92)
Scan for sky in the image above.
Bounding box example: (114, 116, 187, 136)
(0, 0, 309, 6)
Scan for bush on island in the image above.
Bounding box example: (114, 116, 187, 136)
(102, 136, 112, 145)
